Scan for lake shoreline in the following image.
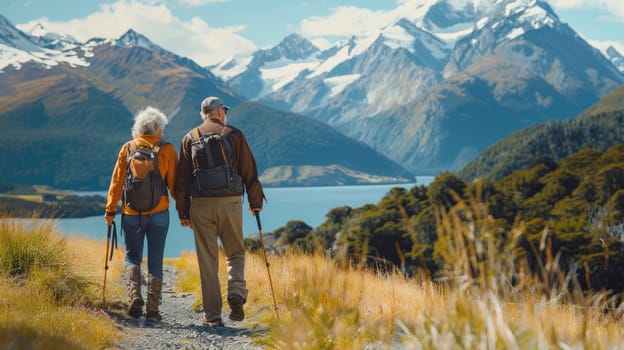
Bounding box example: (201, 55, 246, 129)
(53, 180, 434, 258)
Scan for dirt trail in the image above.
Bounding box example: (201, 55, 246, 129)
(107, 265, 265, 350)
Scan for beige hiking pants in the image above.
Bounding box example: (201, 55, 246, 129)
(190, 196, 248, 322)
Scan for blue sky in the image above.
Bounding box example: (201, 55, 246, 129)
(1, 0, 623, 66)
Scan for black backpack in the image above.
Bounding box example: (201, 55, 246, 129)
(122, 140, 168, 212)
(189, 127, 243, 196)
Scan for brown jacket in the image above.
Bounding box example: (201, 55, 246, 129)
(105, 134, 178, 215)
(175, 117, 264, 220)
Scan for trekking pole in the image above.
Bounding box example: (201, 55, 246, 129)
(254, 211, 279, 320)
(102, 221, 118, 307)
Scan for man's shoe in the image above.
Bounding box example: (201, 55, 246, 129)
(203, 318, 224, 327)
(128, 298, 144, 318)
(228, 295, 245, 321)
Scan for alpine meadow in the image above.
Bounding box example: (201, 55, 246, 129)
(1, 0, 624, 348)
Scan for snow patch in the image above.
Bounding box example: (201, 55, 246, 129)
(506, 27, 525, 40)
(259, 57, 319, 94)
(308, 36, 376, 79)
(212, 56, 253, 80)
(0, 43, 90, 71)
(324, 74, 361, 97)
(426, 21, 475, 45)
(435, 25, 475, 43)
(476, 17, 490, 30)
(518, 5, 555, 29)
(504, 0, 528, 17)
(381, 25, 416, 54)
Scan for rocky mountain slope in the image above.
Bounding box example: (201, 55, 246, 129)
(0, 16, 412, 189)
(213, 0, 624, 175)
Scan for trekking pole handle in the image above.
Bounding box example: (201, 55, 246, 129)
(254, 210, 262, 231)
(107, 221, 118, 262)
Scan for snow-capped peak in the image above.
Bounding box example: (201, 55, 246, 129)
(26, 22, 47, 37)
(606, 46, 624, 72)
(21, 22, 80, 51)
(0, 14, 41, 52)
(0, 14, 89, 72)
(275, 33, 319, 60)
(25, 23, 78, 43)
(117, 29, 159, 51)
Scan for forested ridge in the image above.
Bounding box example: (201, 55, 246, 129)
(459, 86, 624, 181)
(253, 144, 624, 293)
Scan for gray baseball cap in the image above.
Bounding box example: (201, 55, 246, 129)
(200, 96, 230, 113)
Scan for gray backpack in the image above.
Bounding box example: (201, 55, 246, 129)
(189, 127, 243, 196)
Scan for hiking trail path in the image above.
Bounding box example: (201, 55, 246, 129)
(107, 264, 265, 350)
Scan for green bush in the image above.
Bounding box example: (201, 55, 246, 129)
(0, 219, 66, 277)
(0, 219, 91, 305)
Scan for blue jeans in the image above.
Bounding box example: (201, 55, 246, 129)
(122, 209, 169, 278)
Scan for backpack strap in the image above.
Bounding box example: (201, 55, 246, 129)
(152, 141, 168, 197)
(125, 141, 136, 163)
(189, 128, 201, 170)
(192, 127, 201, 141)
(213, 127, 229, 164)
(152, 141, 162, 153)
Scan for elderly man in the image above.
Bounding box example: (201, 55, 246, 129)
(175, 96, 265, 327)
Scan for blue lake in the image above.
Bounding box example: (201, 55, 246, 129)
(56, 177, 434, 257)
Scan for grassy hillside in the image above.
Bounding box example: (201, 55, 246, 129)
(458, 85, 624, 181)
(2, 212, 624, 348)
(0, 82, 132, 189)
(0, 68, 412, 189)
(578, 85, 624, 118)
(0, 183, 105, 218)
(178, 237, 624, 348)
(0, 219, 125, 348)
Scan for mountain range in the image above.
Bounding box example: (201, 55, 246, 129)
(0, 16, 412, 189)
(213, 0, 624, 175)
(2, 0, 624, 190)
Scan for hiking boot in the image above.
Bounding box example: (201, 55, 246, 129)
(125, 265, 144, 318)
(203, 318, 224, 327)
(227, 295, 245, 321)
(145, 277, 162, 322)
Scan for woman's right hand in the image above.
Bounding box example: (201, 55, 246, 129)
(105, 214, 115, 226)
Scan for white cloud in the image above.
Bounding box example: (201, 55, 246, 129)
(297, 0, 438, 43)
(299, 6, 392, 39)
(309, 37, 332, 51)
(547, 0, 624, 21)
(588, 39, 624, 55)
(15, 0, 255, 66)
(174, 0, 230, 6)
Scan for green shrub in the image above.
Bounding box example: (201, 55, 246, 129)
(0, 219, 66, 277)
(0, 219, 91, 305)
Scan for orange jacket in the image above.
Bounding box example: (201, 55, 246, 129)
(105, 134, 178, 216)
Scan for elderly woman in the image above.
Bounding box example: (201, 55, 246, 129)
(104, 106, 177, 322)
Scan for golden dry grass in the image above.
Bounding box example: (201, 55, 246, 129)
(65, 235, 126, 304)
(4, 192, 624, 349)
(0, 218, 125, 349)
(244, 253, 624, 349)
(171, 196, 624, 350)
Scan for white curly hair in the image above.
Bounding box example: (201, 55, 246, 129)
(131, 106, 168, 139)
